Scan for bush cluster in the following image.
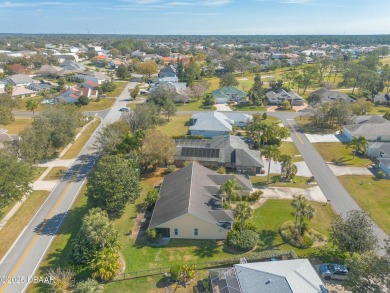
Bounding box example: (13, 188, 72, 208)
(279, 221, 315, 249)
(250, 190, 263, 201)
(227, 230, 258, 251)
(147, 228, 162, 242)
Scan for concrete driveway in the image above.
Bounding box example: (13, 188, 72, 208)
(262, 159, 313, 177)
(305, 133, 349, 143)
(327, 163, 375, 176)
(261, 186, 327, 203)
(214, 103, 232, 111)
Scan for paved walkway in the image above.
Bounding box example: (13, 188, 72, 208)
(260, 186, 327, 203)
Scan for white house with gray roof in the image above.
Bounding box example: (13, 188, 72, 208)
(174, 135, 264, 174)
(343, 115, 390, 142)
(212, 87, 247, 104)
(209, 259, 327, 293)
(310, 88, 355, 104)
(1, 74, 34, 86)
(149, 162, 252, 239)
(190, 112, 252, 138)
(266, 90, 304, 106)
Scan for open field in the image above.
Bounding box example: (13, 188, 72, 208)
(61, 119, 101, 159)
(0, 190, 50, 261)
(157, 114, 191, 137)
(2, 117, 32, 134)
(314, 142, 373, 167)
(338, 175, 390, 235)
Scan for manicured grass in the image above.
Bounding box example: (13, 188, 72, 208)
(250, 174, 315, 189)
(314, 142, 373, 167)
(0, 190, 50, 261)
(205, 77, 220, 91)
(16, 95, 44, 112)
(370, 105, 390, 115)
(43, 167, 67, 181)
(294, 116, 340, 134)
(79, 98, 115, 112)
(157, 114, 191, 137)
(254, 199, 335, 253)
(231, 102, 266, 111)
(61, 119, 101, 160)
(33, 167, 48, 181)
(106, 81, 128, 98)
(176, 99, 216, 111)
(27, 185, 91, 293)
(2, 117, 32, 134)
(338, 175, 390, 235)
(280, 141, 303, 162)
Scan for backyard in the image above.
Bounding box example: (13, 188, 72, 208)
(338, 175, 390, 235)
(157, 114, 191, 137)
(314, 142, 373, 167)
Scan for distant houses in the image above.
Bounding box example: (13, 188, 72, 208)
(0, 74, 34, 86)
(266, 90, 304, 106)
(309, 88, 356, 103)
(174, 135, 264, 174)
(373, 93, 390, 105)
(149, 162, 253, 239)
(189, 112, 252, 138)
(212, 86, 247, 104)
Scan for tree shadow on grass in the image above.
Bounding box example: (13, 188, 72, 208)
(258, 230, 277, 249)
(193, 242, 219, 258)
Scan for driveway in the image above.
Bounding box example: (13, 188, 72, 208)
(261, 186, 327, 203)
(305, 133, 349, 143)
(327, 163, 375, 176)
(214, 103, 232, 111)
(261, 159, 313, 177)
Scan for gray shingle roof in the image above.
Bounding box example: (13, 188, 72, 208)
(149, 162, 252, 228)
(266, 90, 303, 104)
(190, 112, 233, 132)
(344, 122, 390, 137)
(310, 88, 355, 103)
(2, 74, 34, 86)
(234, 259, 326, 293)
(212, 87, 247, 100)
(378, 157, 390, 168)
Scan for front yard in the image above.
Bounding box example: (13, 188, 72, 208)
(157, 114, 191, 137)
(314, 142, 373, 167)
(294, 116, 340, 134)
(250, 175, 316, 189)
(338, 175, 390, 235)
(1, 117, 32, 134)
(280, 141, 303, 162)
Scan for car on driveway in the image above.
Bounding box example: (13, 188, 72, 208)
(119, 107, 130, 112)
(319, 264, 349, 281)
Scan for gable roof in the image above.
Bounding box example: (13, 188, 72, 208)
(234, 259, 326, 293)
(368, 142, 390, 156)
(212, 87, 247, 99)
(378, 157, 390, 168)
(310, 88, 355, 103)
(344, 122, 390, 137)
(2, 74, 34, 85)
(149, 162, 251, 229)
(266, 90, 304, 103)
(348, 115, 389, 125)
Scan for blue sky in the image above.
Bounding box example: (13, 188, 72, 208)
(0, 0, 389, 34)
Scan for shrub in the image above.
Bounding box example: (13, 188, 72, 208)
(170, 265, 181, 281)
(376, 170, 387, 179)
(279, 221, 321, 249)
(262, 112, 268, 120)
(217, 166, 226, 174)
(233, 221, 259, 233)
(164, 165, 177, 175)
(250, 190, 263, 201)
(227, 230, 258, 251)
(147, 228, 162, 242)
(202, 278, 210, 293)
(145, 189, 159, 207)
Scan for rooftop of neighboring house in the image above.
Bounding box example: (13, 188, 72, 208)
(378, 157, 390, 168)
(1, 74, 34, 85)
(368, 142, 390, 156)
(59, 60, 85, 71)
(373, 93, 390, 103)
(190, 112, 252, 132)
(212, 87, 247, 99)
(209, 259, 326, 293)
(175, 135, 263, 168)
(310, 88, 355, 103)
(149, 162, 252, 229)
(38, 64, 62, 74)
(347, 115, 390, 125)
(266, 90, 304, 102)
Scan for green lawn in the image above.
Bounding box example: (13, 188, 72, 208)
(79, 98, 115, 112)
(280, 141, 303, 162)
(231, 102, 266, 112)
(106, 81, 128, 98)
(314, 142, 373, 167)
(294, 116, 340, 134)
(2, 117, 33, 134)
(254, 199, 335, 253)
(157, 114, 191, 137)
(250, 174, 315, 189)
(338, 175, 390, 235)
(43, 167, 67, 181)
(33, 166, 47, 181)
(176, 99, 216, 111)
(61, 119, 101, 159)
(370, 105, 390, 115)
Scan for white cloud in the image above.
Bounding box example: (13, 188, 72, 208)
(166, 1, 194, 6)
(203, 0, 231, 5)
(0, 1, 79, 8)
(280, 0, 314, 4)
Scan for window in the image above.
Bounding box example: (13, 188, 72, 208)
(174, 228, 178, 236)
(194, 229, 198, 236)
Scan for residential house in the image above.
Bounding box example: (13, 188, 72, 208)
(209, 259, 327, 293)
(26, 82, 53, 92)
(59, 60, 85, 72)
(377, 158, 390, 177)
(74, 72, 110, 85)
(310, 88, 356, 103)
(343, 115, 390, 142)
(367, 142, 390, 158)
(1, 74, 34, 86)
(212, 87, 247, 104)
(149, 162, 252, 239)
(373, 93, 390, 105)
(266, 90, 304, 106)
(48, 85, 98, 104)
(131, 50, 146, 58)
(37, 64, 62, 76)
(150, 82, 189, 103)
(174, 135, 264, 174)
(0, 128, 18, 149)
(0, 86, 37, 98)
(109, 59, 125, 69)
(81, 80, 99, 90)
(158, 65, 177, 78)
(189, 112, 252, 138)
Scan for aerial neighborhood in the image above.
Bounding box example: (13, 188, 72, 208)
(0, 33, 390, 293)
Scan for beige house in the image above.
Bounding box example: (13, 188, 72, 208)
(149, 162, 253, 239)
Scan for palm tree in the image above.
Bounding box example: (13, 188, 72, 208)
(298, 204, 316, 235)
(25, 99, 39, 114)
(291, 194, 316, 235)
(234, 202, 253, 233)
(262, 145, 281, 183)
(347, 136, 368, 158)
(291, 194, 306, 228)
(4, 84, 13, 95)
(219, 178, 242, 209)
(280, 154, 293, 177)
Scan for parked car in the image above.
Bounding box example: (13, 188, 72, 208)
(319, 264, 349, 281)
(119, 107, 130, 112)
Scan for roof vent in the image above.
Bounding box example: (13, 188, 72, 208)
(266, 279, 272, 285)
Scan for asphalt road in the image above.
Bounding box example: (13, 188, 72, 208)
(0, 82, 137, 293)
(282, 117, 389, 252)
